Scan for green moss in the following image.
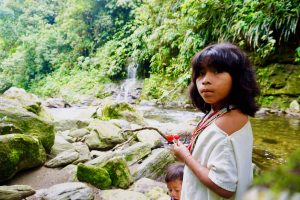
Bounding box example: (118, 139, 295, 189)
(101, 102, 136, 120)
(77, 163, 112, 189)
(125, 154, 133, 162)
(253, 148, 300, 193)
(102, 157, 133, 189)
(0, 111, 54, 153)
(8, 149, 20, 165)
(256, 64, 300, 109)
(258, 95, 291, 109)
(0, 134, 46, 181)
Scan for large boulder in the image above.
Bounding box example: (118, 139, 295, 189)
(78, 156, 133, 189)
(0, 134, 46, 182)
(101, 156, 133, 189)
(85, 119, 125, 150)
(119, 142, 152, 165)
(99, 102, 147, 125)
(77, 163, 112, 189)
(133, 148, 175, 181)
(3, 87, 41, 114)
(0, 96, 55, 152)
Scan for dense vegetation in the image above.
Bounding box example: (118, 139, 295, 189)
(0, 0, 299, 105)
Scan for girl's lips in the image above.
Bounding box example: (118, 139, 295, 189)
(201, 89, 213, 93)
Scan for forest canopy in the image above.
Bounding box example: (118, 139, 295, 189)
(0, 0, 299, 102)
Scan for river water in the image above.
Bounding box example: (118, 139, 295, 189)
(48, 105, 300, 170)
(137, 106, 300, 170)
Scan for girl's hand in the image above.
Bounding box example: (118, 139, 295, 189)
(172, 141, 191, 162)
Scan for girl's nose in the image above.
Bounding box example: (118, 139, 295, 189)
(202, 73, 212, 85)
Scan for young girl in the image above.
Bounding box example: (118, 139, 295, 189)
(172, 43, 259, 200)
(165, 164, 184, 200)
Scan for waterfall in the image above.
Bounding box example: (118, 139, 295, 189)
(116, 62, 138, 102)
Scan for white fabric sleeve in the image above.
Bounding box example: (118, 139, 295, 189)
(207, 138, 238, 192)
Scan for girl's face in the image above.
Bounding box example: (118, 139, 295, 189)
(167, 179, 182, 200)
(196, 65, 232, 110)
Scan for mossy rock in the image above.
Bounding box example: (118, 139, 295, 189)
(0, 96, 55, 152)
(100, 102, 146, 125)
(0, 134, 46, 182)
(253, 147, 300, 193)
(77, 163, 112, 189)
(3, 87, 42, 115)
(101, 102, 135, 120)
(256, 64, 300, 109)
(101, 156, 133, 189)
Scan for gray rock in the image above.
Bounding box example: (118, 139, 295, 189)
(32, 182, 93, 200)
(68, 128, 90, 139)
(119, 142, 152, 165)
(99, 189, 148, 200)
(90, 150, 107, 158)
(53, 119, 90, 132)
(45, 149, 79, 168)
(136, 130, 162, 148)
(42, 98, 70, 108)
(0, 185, 35, 200)
(72, 142, 91, 164)
(133, 148, 175, 180)
(290, 100, 300, 113)
(130, 178, 167, 194)
(86, 120, 125, 150)
(86, 151, 120, 166)
(61, 164, 78, 182)
(3, 87, 41, 114)
(49, 133, 74, 158)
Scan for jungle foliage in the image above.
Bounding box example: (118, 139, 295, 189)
(0, 0, 299, 101)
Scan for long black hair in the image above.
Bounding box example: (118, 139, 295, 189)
(189, 43, 260, 116)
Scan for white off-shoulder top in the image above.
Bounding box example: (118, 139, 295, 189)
(181, 120, 253, 200)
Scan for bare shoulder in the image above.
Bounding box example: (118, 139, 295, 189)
(215, 109, 248, 135)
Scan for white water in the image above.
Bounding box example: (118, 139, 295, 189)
(116, 62, 138, 102)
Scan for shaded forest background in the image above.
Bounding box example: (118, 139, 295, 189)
(0, 0, 299, 107)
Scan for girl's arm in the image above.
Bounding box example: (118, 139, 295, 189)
(173, 141, 235, 199)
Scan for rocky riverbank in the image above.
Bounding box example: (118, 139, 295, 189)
(0, 87, 299, 200)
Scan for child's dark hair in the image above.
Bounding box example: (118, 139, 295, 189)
(189, 42, 260, 116)
(165, 164, 184, 182)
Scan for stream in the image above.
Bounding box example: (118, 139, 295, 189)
(48, 105, 300, 170)
(136, 105, 300, 170)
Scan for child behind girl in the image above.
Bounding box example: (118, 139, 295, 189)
(172, 42, 260, 200)
(165, 164, 184, 200)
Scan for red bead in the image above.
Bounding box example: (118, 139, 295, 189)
(166, 135, 174, 142)
(174, 134, 180, 140)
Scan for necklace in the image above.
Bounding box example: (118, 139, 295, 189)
(187, 106, 231, 152)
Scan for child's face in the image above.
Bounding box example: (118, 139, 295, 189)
(196, 66, 232, 109)
(167, 179, 182, 200)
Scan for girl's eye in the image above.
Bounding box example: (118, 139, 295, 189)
(211, 68, 220, 74)
(199, 70, 206, 76)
